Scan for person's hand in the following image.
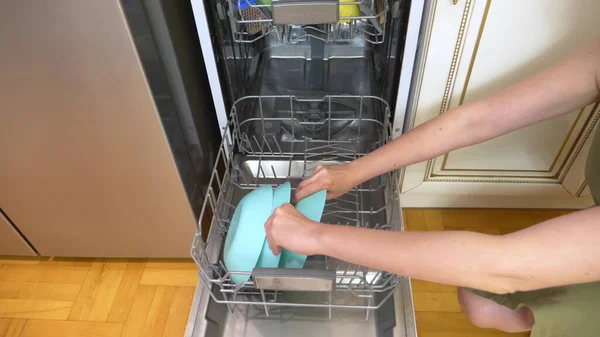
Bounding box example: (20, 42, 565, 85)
(295, 163, 360, 201)
(264, 203, 323, 256)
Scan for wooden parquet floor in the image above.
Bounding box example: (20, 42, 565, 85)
(0, 257, 197, 337)
(0, 208, 571, 337)
(404, 209, 571, 337)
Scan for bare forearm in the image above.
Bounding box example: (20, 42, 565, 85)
(315, 207, 600, 294)
(317, 225, 510, 293)
(349, 39, 600, 185)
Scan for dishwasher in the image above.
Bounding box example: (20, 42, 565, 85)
(185, 0, 421, 336)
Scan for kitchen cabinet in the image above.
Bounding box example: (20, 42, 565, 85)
(0, 210, 36, 256)
(0, 1, 214, 257)
(401, 0, 600, 208)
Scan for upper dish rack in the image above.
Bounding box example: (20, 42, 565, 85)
(224, 0, 388, 44)
(231, 95, 390, 156)
(191, 94, 402, 318)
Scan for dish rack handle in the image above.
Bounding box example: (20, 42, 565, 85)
(272, 0, 339, 24)
(253, 268, 336, 291)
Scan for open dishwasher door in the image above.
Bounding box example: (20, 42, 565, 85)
(187, 0, 422, 334)
(185, 272, 416, 337)
(184, 96, 416, 337)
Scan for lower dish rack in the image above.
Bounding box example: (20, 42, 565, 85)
(191, 94, 401, 318)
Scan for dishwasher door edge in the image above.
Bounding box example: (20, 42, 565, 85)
(392, 0, 425, 139)
(185, 274, 418, 337)
(189, 0, 229, 136)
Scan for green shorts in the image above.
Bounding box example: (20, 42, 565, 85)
(467, 281, 600, 337)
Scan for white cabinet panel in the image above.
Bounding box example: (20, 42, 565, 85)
(402, 0, 600, 208)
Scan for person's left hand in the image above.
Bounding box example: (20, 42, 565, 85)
(264, 203, 323, 256)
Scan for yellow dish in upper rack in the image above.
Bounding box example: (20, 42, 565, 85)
(339, 0, 360, 23)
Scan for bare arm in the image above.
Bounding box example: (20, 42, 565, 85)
(296, 38, 600, 200)
(350, 39, 600, 182)
(268, 39, 600, 293)
(266, 204, 600, 294)
(316, 207, 600, 293)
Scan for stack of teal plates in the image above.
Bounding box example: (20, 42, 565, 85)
(223, 183, 326, 285)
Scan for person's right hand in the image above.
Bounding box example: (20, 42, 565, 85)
(264, 203, 323, 256)
(294, 163, 361, 201)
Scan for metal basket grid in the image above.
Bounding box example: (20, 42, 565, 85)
(191, 95, 401, 318)
(225, 0, 388, 44)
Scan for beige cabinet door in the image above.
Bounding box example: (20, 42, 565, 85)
(401, 0, 600, 208)
(0, 210, 36, 256)
(0, 1, 197, 257)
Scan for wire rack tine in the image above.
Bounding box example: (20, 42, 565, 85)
(273, 134, 284, 156)
(327, 96, 332, 142)
(328, 291, 333, 319)
(260, 289, 270, 317)
(264, 135, 274, 155)
(270, 165, 278, 180)
(290, 96, 295, 154)
(358, 96, 363, 139)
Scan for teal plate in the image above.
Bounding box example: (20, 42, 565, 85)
(256, 182, 291, 268)
(223, 185, 273, 285)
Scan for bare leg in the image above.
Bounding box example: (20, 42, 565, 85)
(458, 287, 535, 333)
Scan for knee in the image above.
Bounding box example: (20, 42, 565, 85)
(457, 287, 534, 333)
(465, 306, 496, 329)
(458, 287, 496, 329)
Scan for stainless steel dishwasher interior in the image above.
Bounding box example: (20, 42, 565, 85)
(257, 43, 376, 96)
(187, 116, 415, 336)
(244, 43, 383, 153)
(187, 0, 415, 335)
